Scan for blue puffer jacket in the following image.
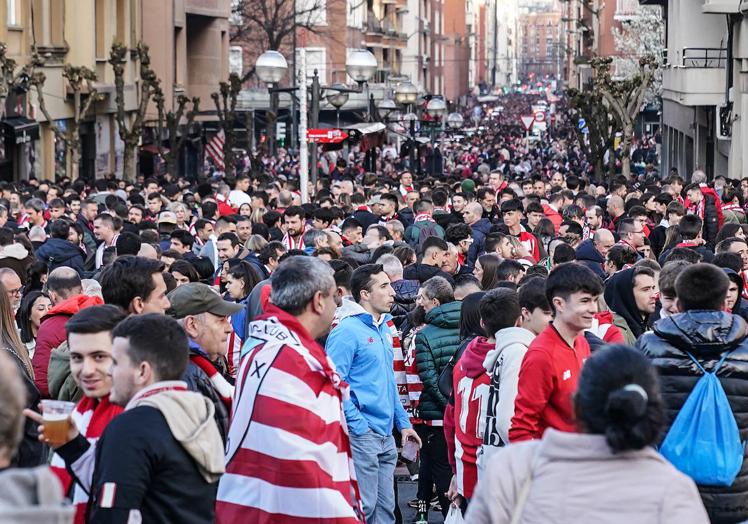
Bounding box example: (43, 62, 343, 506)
(468, 218, 492, 266)
(575, 239, 606, 280)
(326, 302, 411, 437)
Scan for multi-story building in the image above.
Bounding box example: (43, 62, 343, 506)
(484, 0, 519, 89)
(644, 0, 731, 179)
(0, 0, 229, 181)
(518, 8, 561, 81)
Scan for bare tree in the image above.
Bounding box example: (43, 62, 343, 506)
(231, 0, 329, 82)
(109, 41, 160, 180)
(592, 56, 657, 179)
(211, 73, 241, 176)
(0, 43, 35, 115)
(32, 61, 102, 179)
(567, 88, 618, 184)
(153, 86, 200, 179)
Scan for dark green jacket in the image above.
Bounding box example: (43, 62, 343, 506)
(415, 301, 462, 420)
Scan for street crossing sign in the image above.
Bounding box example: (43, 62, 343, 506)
(520, 115, 535, 130)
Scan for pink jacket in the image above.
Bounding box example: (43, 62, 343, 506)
(466, 429, 708, 524)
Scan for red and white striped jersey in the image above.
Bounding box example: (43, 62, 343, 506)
(452, 338, 492, 499)
(216, 305, 364, 523)
(50, 396, 122, 524)
(206, 130, 225, 171)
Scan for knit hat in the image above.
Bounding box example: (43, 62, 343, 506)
(461, 179, 476, 193)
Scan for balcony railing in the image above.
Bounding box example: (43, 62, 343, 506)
(681, 47, 727, 68)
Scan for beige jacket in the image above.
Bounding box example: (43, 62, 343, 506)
(466, 429, 708, 524)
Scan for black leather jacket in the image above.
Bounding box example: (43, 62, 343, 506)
(637, 311, 748, 523)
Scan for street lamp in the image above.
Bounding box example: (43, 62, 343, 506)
(426, 97, 447, 119)
(256, 50, 288, 156)
(326, 83, 349, 128)
(394, 81, 418, 106)
(378, 98, 397, 121)
(346, 49, 378, 84)
(447, 112, 464, 130)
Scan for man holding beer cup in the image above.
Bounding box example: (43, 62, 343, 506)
(25, 313, 224, 524)
(43, 305, 126, 524)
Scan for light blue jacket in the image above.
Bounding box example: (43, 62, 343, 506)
(326, 302, 411, 437)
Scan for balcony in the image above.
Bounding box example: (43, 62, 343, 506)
(663, 48, 727, 106)
(614, 0, 641, 20)
(703, 0, 741, 13)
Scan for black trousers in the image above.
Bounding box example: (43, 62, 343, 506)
(415, 424, 452, 518)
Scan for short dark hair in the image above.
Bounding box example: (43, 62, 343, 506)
(518, 276, 550, 312)
(421, 236, 448, 255)
(553, 243, 576, 265)
(116, 232, 142, 256)
(329, 259, 353, 290)
(500, 199, 524, 214)
(659, 260, 690, 296)
(445, 223, 472, 244)
(678, 215, 702, 241)
(607, 244, 638, 271)
(546, 262, 603, 313)
(351, 264, 385, 303)
(713, 252, 743, 273)
(480, 288, 520, 335)
(169, 260, 200, 283)
(496, 259, 525, 281)
(716, 236, 748, 254)
(663, 247, 702, 265)
(675, 263, 729, 311)
(49, 219, 72, 240)
(99, 256, 165, 312)
(217, 232, 240, 247)
(284, 205, 305, 220)
(66, 304, 127, 344)
(112, 313, 189, 381)
(169, 229, 195, 249)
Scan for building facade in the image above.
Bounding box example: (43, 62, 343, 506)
(518, 8, 561, 81)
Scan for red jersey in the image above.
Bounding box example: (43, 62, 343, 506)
(452, 337, 493, 498)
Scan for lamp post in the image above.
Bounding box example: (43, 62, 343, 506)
(256, 50, 288, 157)
(425, 97, 447, 176)
(447, 112, 464, 130)
(395, 81, 419, 173)
(326, 83, 349, 128)
(346, 49, 378, 122)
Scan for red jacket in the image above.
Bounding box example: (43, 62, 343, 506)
(542, 204, 562, 233)
(32, 294, 104, 397)
(509, 324, 589, 442)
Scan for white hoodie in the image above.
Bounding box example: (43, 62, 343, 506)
(478, 326, 535, 473)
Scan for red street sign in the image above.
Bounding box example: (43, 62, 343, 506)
(534, 111, 546, 123)
(306, 128, 349, 143)
(520, 115, 535, 130)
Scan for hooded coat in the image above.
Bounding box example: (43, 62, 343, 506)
(414, 301, 462, 420)
(637, 311, 748, 523)
(390, 279, 419, 330)
(575, 239, 607, 280)
(403, 263, 455, 285)
(0, 243, 34, 285)
(35, 238, 87, 276)
(31, 294, 104, 398)
(0, 466, 74, 523)
(468, 218, 492, 266)
(604, 267, 650, 345)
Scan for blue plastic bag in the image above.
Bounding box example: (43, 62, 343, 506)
(660, 351, 745, 487)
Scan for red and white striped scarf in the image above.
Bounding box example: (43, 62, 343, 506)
(413, 213, 435, 223)
(216, 306, 364, 523)
(50, 395, 123, 524)
(190, 353, 233, 410)
(402, 326, 425, 426)
(281, 228, 305, 250)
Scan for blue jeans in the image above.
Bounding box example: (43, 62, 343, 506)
(350, 430, 398, 524)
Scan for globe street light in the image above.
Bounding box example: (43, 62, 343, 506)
(345, 49, 378, 84)
(394, 81, 418, 106)
(326, 83, 349, 128)
(447, 112, 464, 130)
(426, 97, 447, 119)
(378, 98, 397, 121)
(256, 50, 288, 156)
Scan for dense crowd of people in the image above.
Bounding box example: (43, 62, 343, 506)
(0, 92, 744, 524)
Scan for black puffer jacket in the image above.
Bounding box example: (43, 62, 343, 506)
(390, 279, 419, 330)
(35, 238, 87, 276)
(182, 350, 230, 444)
(636, 311, 748, 523)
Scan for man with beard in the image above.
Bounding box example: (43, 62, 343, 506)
(281, 205, 307, 250)
(604, 266, 658, 345)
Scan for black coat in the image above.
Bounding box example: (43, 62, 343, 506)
(575, 239, 607, 281)
(403, 263, 454, 285)
(636, 311, 748, 523)
(390, 279, 419, 330)
(183, 354, 230, 444)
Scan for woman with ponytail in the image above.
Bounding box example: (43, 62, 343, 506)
(466, 345, 708, 524)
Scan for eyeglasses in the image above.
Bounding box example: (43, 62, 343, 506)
(7, 286, 22, 296)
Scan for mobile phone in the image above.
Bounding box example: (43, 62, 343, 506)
(401, 439, 419, 462)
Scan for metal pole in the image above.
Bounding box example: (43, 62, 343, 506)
(310, 70, 320, 191)
(269, 86, 277, 157)
(409, 114, 416, 174)
(291, 18, 298, 151)
(299, 49, 309, 203)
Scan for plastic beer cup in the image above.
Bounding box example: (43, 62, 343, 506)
(40, 400, 75, 446)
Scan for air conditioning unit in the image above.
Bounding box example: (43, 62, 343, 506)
(717, 103, 733, 140)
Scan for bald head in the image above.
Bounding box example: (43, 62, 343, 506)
(463, 202, 485, 225)
(606, 196, 624, 218)
(137, 242, 158, 260)
(593, 229, 615, 258)
(47, 266, 82, 303)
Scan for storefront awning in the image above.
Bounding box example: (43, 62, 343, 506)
(1, 117, 39, 145)
(344, 122, 386, 135)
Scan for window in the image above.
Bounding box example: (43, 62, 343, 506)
(297, 47, 327, 83)
(95, 0, 107, 59)
(7, 0, 17, 26)
(296, 0, 327, 27)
